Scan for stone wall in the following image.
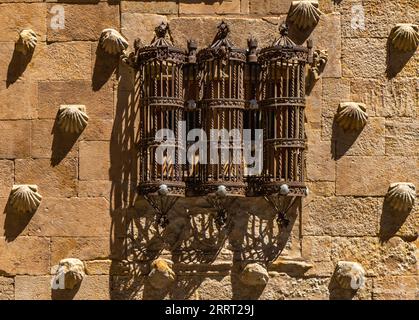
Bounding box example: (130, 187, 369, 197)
(0, 0, 417, 300)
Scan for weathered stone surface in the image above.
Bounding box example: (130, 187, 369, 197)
(305, 181, 335, 197)
(47, 3, 119, 42)
(322, 117, 386, 157)
(15, 276, 50, 300)
(302, 236, 332, 262)
(373, 276, 417, 300)
(0, 120, 31, 158)
(79, 141, 111, 181)
(179, 0, 240, 14)
(51, 237, 110, 266)
(0, 81, 37, 119)
(305, 77, 322, 128)
(169, 17, 282, 49)
(38, 80, 113, 120)
(331, 236, 417, 277)
(0, 3, 46, 41)
(0, 277, 14, 300)
(340, 0, 419, 38)
(15, 158, 77, 197)
(350, 78, 418, 118)
(121, 13, 167, 45)
(0, 237, 50, 275)
(385, 120, 419, 156)
(84, 260, 112, 275)
(121, 1, 178, 14)
(250, 0, 293, 14)
(22, 42, 92, 81)
(78, 180, 112, 200)
(31, 119, 78, 160)
(342, 38, 386, 79)
(270, 259, 313, 275)
(336, 156, 419, 196)
(25, 197, 111, 237)
(15, 275, 110, 300)
(321, 78, 350, 119)
(0, 160, 13, 198)
(306, 135, 335, 182)
(304, 197, 380, 236)
(81, 119, 113, 141)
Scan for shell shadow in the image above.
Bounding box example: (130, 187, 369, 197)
(386, 37, 416, 79)
(3, 198, 37, 242)
(379, 199, 415, 243)
(92, 43, 119, 92)
(6, 48, 34, 88)
(50, 113, 84, 167)
(330, 115, 364, 160)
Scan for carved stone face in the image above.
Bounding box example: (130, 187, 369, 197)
(148, 258, 176, 289)
(54, 258, 85, 290)
(334, 261, 365, 290)
(239, 263, 269, 286)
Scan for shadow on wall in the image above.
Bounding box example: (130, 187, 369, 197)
(6, 48, 33, 88)
(92, 43, 119, 92)
(386, 37, 416, 79)
(2, 200, 35, 242)
(379, 199, 416, 243)
(330, 116, 364, 161)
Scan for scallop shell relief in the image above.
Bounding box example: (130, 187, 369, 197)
(336, 102, 368, 131)
(288, 1, 322, 30)
(390, 24, 419, 52)
(58, 105, 89, 134)
(148, 258, 176, 289)
(386, 182, 416, 212)
(9, 185, 42, 213)
(15, 29, 37, 55)
(100, 28, 129, 55)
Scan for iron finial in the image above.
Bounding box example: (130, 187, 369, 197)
(155, 21, 169, 39)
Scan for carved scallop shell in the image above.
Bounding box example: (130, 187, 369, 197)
(390, 24, 419, 52)
(335, 261, 365, 290)
(386, 182, 416, 212)
(9, 185, 42, 213)
(288, 1, 322, 30)
(57, 105, 89, 134)
(148, 258, 176, 289)
(100, 28, 128, 55)
(15, 29, 37, 55)
(336, 102, 368, 131)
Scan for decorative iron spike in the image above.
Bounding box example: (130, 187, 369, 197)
(247, 36, 258, 63)
(187, 39, 198, 64)
(155, 21, 169, 39)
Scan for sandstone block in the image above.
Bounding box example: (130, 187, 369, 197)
(303, 197, 380, 236)
(373, 276, 418, 300)
(302, 236, 332, 261)
(0, 120, 31, 158)
(306, 137, 335, 181)
(25, 197, 111, 237)
(0, 3, 46, 42)
(38, 80, 113, 120)
(385, 120, 419, 156)
(121, 13, 167, 45)
(79, 141, 111, 180)
(0, 160, 13, 198)
(15, 158, 77, 197)
(0, 81, 37, 120)
(336, 156, 419, 196)
(0, 277, 14, 300)
(47, 3, 120, 42)
(51, 237, 110, 265)
(179, 0, 240, 14)
(0, 236, 50, 275)
(121, 1, 178, 14)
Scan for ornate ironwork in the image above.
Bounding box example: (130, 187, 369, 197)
(125, 21, 312, 228)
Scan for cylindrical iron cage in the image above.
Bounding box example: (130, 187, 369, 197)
(258, 25, 311, 197)
(136, 22, 186, 198)
(196, 21, 247, 197)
